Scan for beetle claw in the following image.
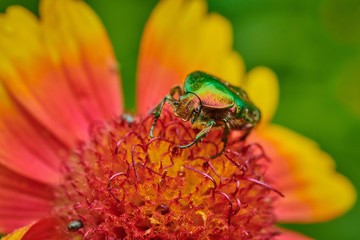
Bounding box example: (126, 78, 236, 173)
(210, 151, 223, 159)
(150, 126, 155, 138)
(177, 141, 197, 149)
(150, 119, 158, 138)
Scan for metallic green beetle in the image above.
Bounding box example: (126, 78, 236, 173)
(67, 220, 84, 231)
(150, 71, 260, 158)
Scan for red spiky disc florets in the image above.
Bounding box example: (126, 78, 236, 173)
(54, 111, 279, 239)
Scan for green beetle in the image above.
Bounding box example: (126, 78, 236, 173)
(150, 71, 260, 158)
(67, 220, 84, 231)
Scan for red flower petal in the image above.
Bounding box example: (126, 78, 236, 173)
(275, 228, 313, 240)
(21, 218, 64, 240)
(2, 218, 64, 240)
(0, 0, 123, 232)
(0, 83, 65, 184)
(0, 165, 54, 233)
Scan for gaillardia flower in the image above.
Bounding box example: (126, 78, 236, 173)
(0, 0, 355, 239)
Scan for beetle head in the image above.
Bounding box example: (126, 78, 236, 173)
(243, 104, 261, 124)
(175, 92, 202, 122)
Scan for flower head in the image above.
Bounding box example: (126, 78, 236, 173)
(0, 0, 356, 239)
(54, 113, 280, 239)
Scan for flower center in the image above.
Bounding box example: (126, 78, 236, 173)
(54, 110, 279, 239)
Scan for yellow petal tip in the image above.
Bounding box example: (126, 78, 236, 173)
(244, 66, 279, 125)
(258, 124, 356, 223)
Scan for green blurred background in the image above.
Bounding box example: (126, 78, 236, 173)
(0, 0, 359, 239)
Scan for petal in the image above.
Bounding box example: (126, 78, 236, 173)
(249, 125, 356, 223)
(40, 0, 123, 119)
(2, 218, 64, 240)
(275, 228, 313, 240)
(1, 225, 32, 240)
(0, 0, 122, 182)
(0, 82, 65, 184)
(243, 66, 279, 126)
(0, 0, 122, 147)
(0, 165, 54, 233)
(137, 0, 245, 114)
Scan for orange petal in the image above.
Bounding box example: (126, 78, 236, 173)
(137, 0, 245, 114)
(40, 0, 123, 119)
(275, 228, 313, 240)
(249, 125, 356, 223)
(243, 66, 279, 126)
(2, 218, 64, 240)
(0, 0, 122, 182)
(0, 82, 65, 184)
(0, 0, 122, 147)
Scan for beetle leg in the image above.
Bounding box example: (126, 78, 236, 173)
(178, 120, 215, 148)
(170, 85, 183, 97)
(150, 95, 178, 138)
(211, 120, 231, 159)
(240, 123, 254, 141)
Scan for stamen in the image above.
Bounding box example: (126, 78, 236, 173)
(214, 191, 233, 225)
(165, 121, 193, 140)
(88, 121, 106, 138)
(231, 179, 241, 197)
(131, 144, 147, 182)
(147, 137, 174, 150)
(160, 150, 175, 169)
(232, 196, 241, 215)
(114, 140, 125, 154)
(56, 112, 278, 239)
(108, 172, 128, 203)
(224, 152, 247, 175)
(245, 143, 271, 162)
(183, 165, 217, 190)
(124, 131, 145, 145)
(241, 177, 284, 197)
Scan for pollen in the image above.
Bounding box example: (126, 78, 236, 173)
(54, 110, 279, 239)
